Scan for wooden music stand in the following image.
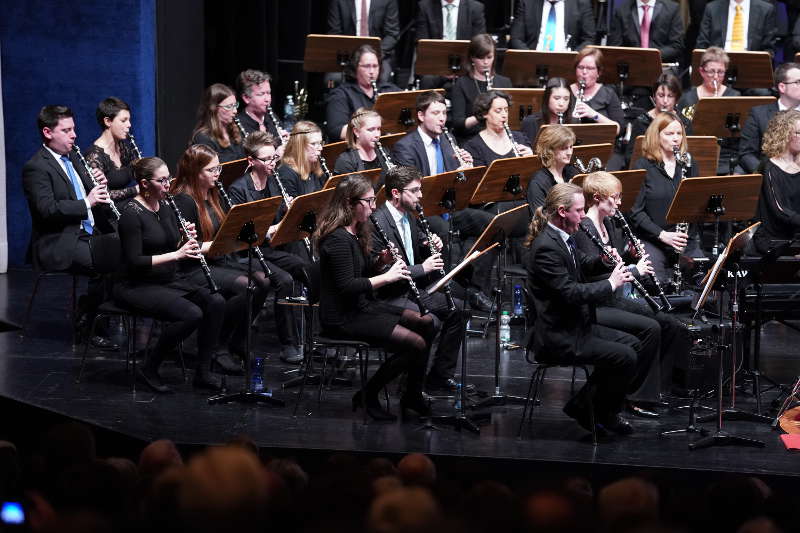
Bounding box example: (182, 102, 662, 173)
(691, 97, 776, 138)
(588, 46, 662, 91)
(374, 89, 445, 134)
(571, 143, 615, 169)
(535, 123, 618, 147)
(470, 156, 540, 204)
(503, 88, 545, 130)
(690, 49, 774, 89)
(628, 136, 720, 178)
(418, 167, 488, 217)
(323, 168, 383, 189)
(321, 132, 405, 169)
(415, 39, 471, 77)
(219, 158, 250, 188)
(207, 197, 281, 257)
(571, 169, 645, 213)
(270, 188, 335, 248)
(303, 34, 382, 73)
(502, 50, 577, 87)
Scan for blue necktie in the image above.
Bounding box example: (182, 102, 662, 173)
(544, 1, 557, 51)
(432, 137, 445, 174)
(61, 155, 93, 234)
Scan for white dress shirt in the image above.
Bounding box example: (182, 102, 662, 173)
(637, 0, 656, 25)
(536, 0, 567, 51)
(417, 128, 441, 176)
(724, 0, 750, 51)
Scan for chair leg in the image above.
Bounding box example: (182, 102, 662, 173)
(518, 367, 540, 438)
(76, 312, 104, 383)
(571, 367, 577, 395)
(318, 346, 333, 404)
(21, 273, 45, 338)
(361, 346, 369, 425)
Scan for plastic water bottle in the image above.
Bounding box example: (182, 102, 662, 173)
(499, 311, 511, 345)
(251, 356, 264, 392)
(283, 95, 296, 131)
(513, 284, 524, 317)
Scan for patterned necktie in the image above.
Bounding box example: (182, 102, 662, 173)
(359, 0, 369, 36)
(640, 3, 651, 48)
(61, 155, 93, 234)
(544, 1, 557, 51)
(731, 4, 745, 51)
(444, 3, 456, 40)
(401, 214, 415, 265)
(432, 137, 445, 174)
(566, 235, 577, 269)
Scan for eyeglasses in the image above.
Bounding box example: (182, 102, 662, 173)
(355, 197, 377, 206)
(203, 165, 223, 175)
(401, 187, 422, 194)
(702, 68, 726, 76)
(254, 154, 279, 164)
(218, 102, 239, 111)
(783, 80, 800, 86)
(576, 65, 597, 71)
(148, 176, 172, 186)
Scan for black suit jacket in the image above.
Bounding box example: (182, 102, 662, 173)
(607, 0, 685, 63)
(415, 0, 486, 41)
(525, 225, 613, 361)
(739, 101, 779, 173)
(328, 0, 400, 55)
(509, 0, 596, 50)
(695, 0, 777, 53)
(391, 128, 460, 175)
(22, 146, 115, 271)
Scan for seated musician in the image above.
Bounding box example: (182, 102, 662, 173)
(85, 97, 139, 204)
(171, 144, 273, 379)
(739, 63, 800, 174)
(526, 125, 579, 214)
(574, 171, 689, 416)
(316, 174, 434, 421)
(278, 121, 327, 199)
(509, 0, 595, 51)
(370, 165, 466, 394)
(607, 0, 685, 64)
(752, 110, 800, 255)
(450, 34, 513, 141)
(190, 84, 245, 163)
(520, 77, 577, 146)
(116, 157, 226, 393)
(630, 112, 703, 285)
(462, 90, 533, 168)
(234, 69, 288, 150)
(524, 182, 638, 436)
(228, 132, 310, 364)
(333, 108, 386, 182)
(324, 44, 401, 141)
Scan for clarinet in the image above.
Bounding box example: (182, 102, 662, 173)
(374, 139, 397, 171)
(579, 225, 662, 312)
(671, 146, 691, 293)
(234, 116, 249, 140)
(572, 80, 586, 119)
(127, 133, 143, 160)
(370, 80, 379, 103)
(370, 214, 429, 316)
(164, 192, 219, 293)
(502, 122, 521, 157)
(613, 211, 672, 312)
(266, 106, 283, 147)
(484, 69, 493, 91)
(319, 155, 333, 181)
(73, 145, 121, 220)
(415, 203, 456, 311)
(557, 112, 564, 124)
(214, 179, 273, 278)
(271, 169, 314, 259)
(442, 127, 467, 182)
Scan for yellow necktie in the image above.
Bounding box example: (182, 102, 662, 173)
(731, 4, 745, 51)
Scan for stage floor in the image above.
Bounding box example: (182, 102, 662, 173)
(2, 268, 799, 479)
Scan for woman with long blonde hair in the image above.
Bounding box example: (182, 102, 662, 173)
(333, 108, 385, 181)
(277, 120, 325, 198)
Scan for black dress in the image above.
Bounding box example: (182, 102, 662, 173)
(84, 143, 137, 202)
(324, 80, 402, 141)
(462, 130, 530, 168)
(676, 86, 741, 174)
(319, 227, 404, 341)
(626, 111, 693, 164)
(191, 131, 245, 163)
(277, 165, 326, 198)
(752, 161, 800, 254)
(450, 73, 513, 140)
(526, 166, 581, 215)
(333, 148, 385, 191)
(578, 84, 625, 130)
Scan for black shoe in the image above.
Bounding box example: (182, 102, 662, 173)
(193, 370, 223, 392)
(626, 401, 660, 419)
(400, 395, 432, 418)
(425, 376, 477, 395)
(468, 291, 493, 313)
(352, 390, 397, 421)
(90, 335, 119, 351)
(279, 345, 304, 364)
(137, 367, 172, 394)
(563, 401, 606, 436)
(602, 414, 635, 435)
(212, 353, 244, 375)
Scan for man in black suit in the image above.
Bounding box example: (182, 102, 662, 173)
(22, 105, 117, 347)
(392, 91, 494, 311)
(739, 62, 800, 173)
(607, 0, 685, 63)
(525, 182, 638, 435)
(415, 0, 486, 41)
(509, 0, 596, 51)
(328, 0, 400, 83)
(696, 0, 778, 54)
(370, 165, 466, 393)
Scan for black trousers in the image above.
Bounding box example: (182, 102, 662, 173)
(71, 233, 105, 321)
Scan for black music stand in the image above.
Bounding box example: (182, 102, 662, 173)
(206, 197, 285, 407)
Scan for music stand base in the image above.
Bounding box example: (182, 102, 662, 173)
(208, 390, 286, 407)
(696, 408, 772, 424)
(427, 412, 488, 434)
(689, 430, 765, 450)
(282, 374, 320, 389)
(476, 393, 528, 408)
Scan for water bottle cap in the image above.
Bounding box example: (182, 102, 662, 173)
(501, 310, 509, 315)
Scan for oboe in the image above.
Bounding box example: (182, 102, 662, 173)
(266, 106, 283, 146)
(164, 192, 219, 293)
(234, 116, 249, 140)
(73, 145, 121, 220)
(502, 122, 521, 157)
(613, 211, 672, 311)
(442, 127, 467, 182)
(579, 224, 662, 312)
(557, 112, 564, 124)
(127, 133, 142, 160)
(374, 139, 397, 171)
(370, 214, 429, 316)
(271, 169, 314, 258)
(415, 203, 456, 311)
(214, 179, 273, 278)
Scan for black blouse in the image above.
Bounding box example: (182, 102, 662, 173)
(319, 227, 375, 328)
(324, 80, 401, 141)
(277, 165, 325, 198)
(236, 110, 281, 140)
(753, 160, 800, 254)
(629, 157, 698, 242)
(333, 148, 382, 175)
(526, 166, 581, 214)
(577, 84, 625, 130)
(462, 130, 530, 168)
(118, 199, 182, 284)
(84, 143, 137, 202)
(191, 131, 245, 163)
(450, 73, 513, 139)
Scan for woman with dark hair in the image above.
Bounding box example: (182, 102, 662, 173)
(325, 44, 401, 141)
(333, 108, 385, 179)
(315, 174, 434, 421)
(631, 112, 702, 284)
(450, 33, 513, 140)
(526, 125, 579, 213)
(85, 97, 139, 202)
(190, 83, 244, 163)
(171, 144, 272, 368)
(462, 90, 533, 168)
(520, 77, 576, 144)
(116, 157, 226, 392)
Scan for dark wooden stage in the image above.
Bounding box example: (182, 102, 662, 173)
(2, 268, 799, 482)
